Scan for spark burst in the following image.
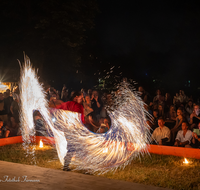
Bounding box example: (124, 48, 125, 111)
(19, 55, 151, 174)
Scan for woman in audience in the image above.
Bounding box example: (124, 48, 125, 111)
(171, 108, 185, 143)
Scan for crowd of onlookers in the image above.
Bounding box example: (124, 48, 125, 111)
(0, 88, 20, 138)
(139, 86, 200, 148)
(1, 83, 200, 149)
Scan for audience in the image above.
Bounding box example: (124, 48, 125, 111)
(1, 81, 200, 152)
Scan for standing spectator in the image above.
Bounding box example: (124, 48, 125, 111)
(151, 118, 171, 145)
(0, 93, 8, 123)
(91, 90, 102, 121)
(189, 104, 200, 130)
(5, 89, 13, 119)
(83, 95, 93, 117)
(10, 94, 20, 127)
(171, 108, 184, 143)
(61, 84, 69, 102)
(174, 122, 192, 148)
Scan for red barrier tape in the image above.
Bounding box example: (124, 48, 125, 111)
(0, 136, 200, 159)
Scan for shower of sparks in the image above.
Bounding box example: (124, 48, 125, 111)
(19, 55, 151, 174)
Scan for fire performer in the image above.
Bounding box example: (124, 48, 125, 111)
(56, 91, 84, 171)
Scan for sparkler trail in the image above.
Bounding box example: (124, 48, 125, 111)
(19, 55, 151, 174)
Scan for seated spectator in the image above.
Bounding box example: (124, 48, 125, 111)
(171, 108, 184, 143)
(153, 89, 164, 109)
(164, 92, 172, 113)
(151, 118, 171, 145)
(96, 118, 110, 133)
(191, 122, 200, 148)
(158, 104, 165, 119)
(138, 86, 150, 105)
(185, 100, 193, 116)
(167, 105, 177, 121)
(189, 104, 200, 130)
(174, 122, 192, 148)
(150, 109, 159, 133)
(173, 93, 181, 108)
(0, 119, 10, 138)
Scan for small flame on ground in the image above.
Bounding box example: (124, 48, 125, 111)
(39, 140, 43, 148)
(183, 158, 189, 164)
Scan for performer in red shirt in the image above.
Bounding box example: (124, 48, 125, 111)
(56, 91, 84, 171)
(56, 91, 85, 123)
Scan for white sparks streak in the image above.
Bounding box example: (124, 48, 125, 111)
(19, 55, 151, 174)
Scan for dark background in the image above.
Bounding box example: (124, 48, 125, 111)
(0, 0, 200, 98)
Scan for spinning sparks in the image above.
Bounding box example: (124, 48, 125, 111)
(19, 55, 151, 174)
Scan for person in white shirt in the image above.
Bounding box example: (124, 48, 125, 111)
(174, 122, 192, 148)
(151, 118, 171, 145)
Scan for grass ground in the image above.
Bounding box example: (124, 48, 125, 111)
(0, 143, 200, 190)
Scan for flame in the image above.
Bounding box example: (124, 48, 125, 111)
(39, 140, 43, 148)
(183, 158, 189, 164)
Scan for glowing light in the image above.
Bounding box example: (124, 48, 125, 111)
(0, 82, 8, 92)
(39, 140, 43, 148)
(19, 55, 151, 174)
(183, 158, 189, 164)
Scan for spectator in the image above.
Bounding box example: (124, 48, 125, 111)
(151, 118, 171, 145)
(153, 89, 164, 109)
(0, 92, 8, 123)
(158, 104, 165, 119)
(167, 105, 177, 121)
(151, 109, 159, 133)
(49, 93, 63, 108)
(10, 94, 20, 126)
(138, 86, 150, 105)
(164, 93, 172, 113)
(83, 95, 93, 117)
(171, 108, 184, 143)
(189, 104, 200, 130)
(173, 93, 181, 108)
(174, 122, 192, 148)
(61, 86, 69, 102)
(185, 100, 193, 116)
(0, 119, 10, 138)
(4, 89, 13, 119)
(191, 122, 200, 148)
(91, 90, 102, 121)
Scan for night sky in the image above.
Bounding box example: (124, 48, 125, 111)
(0, 1, 200, 96)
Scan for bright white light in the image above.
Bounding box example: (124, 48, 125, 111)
(39, 140, 43, 148)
